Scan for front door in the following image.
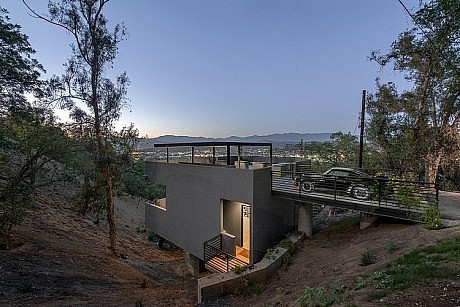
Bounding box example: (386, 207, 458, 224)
(222, 200, 250, 263)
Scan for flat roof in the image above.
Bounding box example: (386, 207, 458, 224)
(154, 141, 272, 148)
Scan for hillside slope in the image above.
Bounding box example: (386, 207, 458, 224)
(0, 187, 196, 306)
(228, 215, 460, 306)
(1, 188, 459, 306)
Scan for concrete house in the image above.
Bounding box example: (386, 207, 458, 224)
(144, 142, 299, 272)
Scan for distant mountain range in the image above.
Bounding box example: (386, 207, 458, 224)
(137, 132, 331, 149)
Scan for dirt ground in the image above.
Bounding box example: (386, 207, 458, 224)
(227, 214, 460, 307)
(1, 188, 460, 306)
(0, 187, 196, 306)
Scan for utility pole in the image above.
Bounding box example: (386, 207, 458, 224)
(358, 89, 366, 169)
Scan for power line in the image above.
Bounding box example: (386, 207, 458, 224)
(397, 0, 460, 75)
(397, 0, 434, 46)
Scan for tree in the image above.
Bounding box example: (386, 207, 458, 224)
(0, 7, 44, 112)
(329, 132, 360, 166)
(303, 132, 360, 168)
(24, 0, 133, 256)
(367, 0, 460, 183)
(0, 107, 71, 246)
(122, 159, 166, 204)
(0, 7, 71, 246)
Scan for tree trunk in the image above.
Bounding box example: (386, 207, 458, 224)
(103, 165, 118, 256)
(426, 153, 442, 184)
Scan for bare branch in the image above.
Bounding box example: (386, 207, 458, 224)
(22, 1, 73, 36)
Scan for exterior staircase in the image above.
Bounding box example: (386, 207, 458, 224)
(204, 234, 248, 273)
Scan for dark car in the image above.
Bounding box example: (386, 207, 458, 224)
(294, 167, 376, 200)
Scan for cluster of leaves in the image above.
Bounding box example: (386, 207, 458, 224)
(301, 132, 360, 168)
(297, 284, 345, 307)
(394, 184, 422, 208)
(360, 248, 375, 266)
(370, 172, 427, 208)
(0, 107, 72, 239)
(383, 238, 398, 253)
(231, 264, 247, 275)
(121, 160, 165, 201)
(0, 7, 44, 108)
(420, 207, 442, 229)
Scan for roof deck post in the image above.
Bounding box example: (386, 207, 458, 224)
(237, 145, 241, 168)
(226, 145, 230, 165)
(191, 146, 195, 164)
(270, 144, 273, 165)
(212, 147, 216, 164)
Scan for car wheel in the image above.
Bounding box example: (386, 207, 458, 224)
(301, 181, 314, 192)
(351, 186, 370, 200)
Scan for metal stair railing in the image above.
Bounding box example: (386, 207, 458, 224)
(204, 234, 248, 273)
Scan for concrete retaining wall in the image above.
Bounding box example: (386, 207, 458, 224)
(197, 233, 305, 304)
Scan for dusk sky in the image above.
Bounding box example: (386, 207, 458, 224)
(4, 1, 419, 138)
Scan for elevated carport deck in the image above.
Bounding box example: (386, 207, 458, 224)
(271, 173, 439, 224)
(272, 189, 426, 222)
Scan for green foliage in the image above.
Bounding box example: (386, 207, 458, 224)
(360, 248, 375, 266)
(352, 276, 371, 290)
(0, 107, 72, 242)
(0, 8, 71, 242)
(369, 177, 393, 201)
(28, 0, 133, 255)
(282, 253, 292, 268)
(69, 125, 138, 217)
(0, 7, 44, 109)
(276, 286, 285, 295)
(252, 282, 264, 294)
(264, 247, 280, 260)
(328, 216, 360, 232)
(371, 270, 393, 289)
(394, 184, 421, 208)
(353, 236, 460, 301)
(232, 264, 247, 275)
(367, 0, 460, 182)
(135, 298, 144, 307)
(278, 238, 297, 254)
(383, 239, 398, 253)
(297, 286, 341, 307)
(332, 283, 346, 294)
(420, 207, 441, 230)
(302, 131, 360, 167)
(121, 160, 165, 201)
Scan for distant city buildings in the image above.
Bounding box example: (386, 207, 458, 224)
(135, 144, 306, 161)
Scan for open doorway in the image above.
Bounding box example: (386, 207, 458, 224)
(221, 199, 250, 263)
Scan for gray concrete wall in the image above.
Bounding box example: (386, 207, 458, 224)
(252, 168, 297, 262)
(145, 161, 296, 262)
(145, 162, 254, 260)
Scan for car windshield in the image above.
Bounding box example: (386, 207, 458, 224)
(324, 168, 370, 178)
